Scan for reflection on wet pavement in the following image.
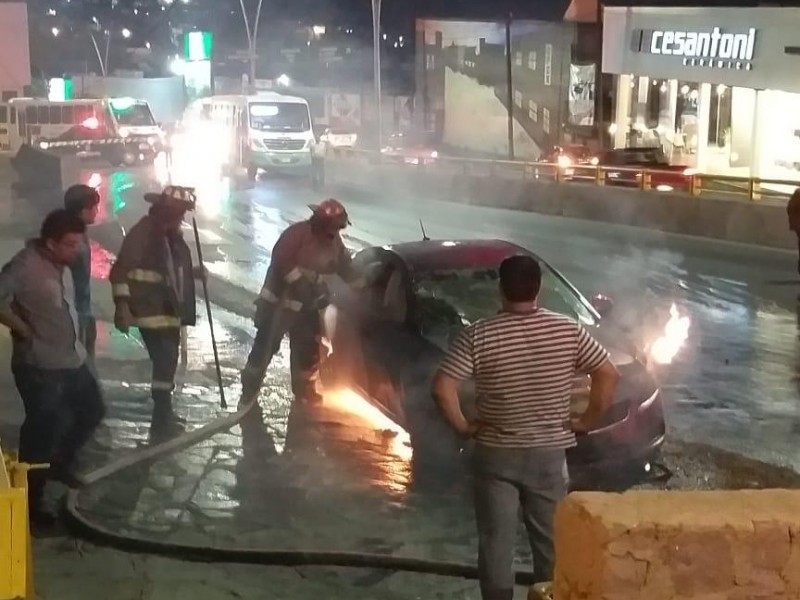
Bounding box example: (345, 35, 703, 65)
(52, 164, 800, 596)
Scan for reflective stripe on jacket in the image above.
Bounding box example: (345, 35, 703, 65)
(109, 215, 196, 329)
(259, 220, 361, 311)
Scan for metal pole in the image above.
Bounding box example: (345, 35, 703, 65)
(251, 0, 264, 87)
(505, 13, 515, 160)
(90, 34, 106, 77)
(191, 216, 227, 410)
(595, 1, 604, 149)
(104, 32, 111, 77)
(372, 0, 383, 150)
(238, 0, 254, 91)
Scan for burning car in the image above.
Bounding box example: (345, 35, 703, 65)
(326, 239, 669, 489)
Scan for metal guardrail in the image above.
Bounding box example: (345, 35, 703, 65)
(330, 148, 800, 204)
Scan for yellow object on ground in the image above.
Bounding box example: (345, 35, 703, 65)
(0, 449, 43, 600)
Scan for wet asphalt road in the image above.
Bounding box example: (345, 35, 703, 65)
(5, 159, 800, 598)
(76, 162, 800, 472)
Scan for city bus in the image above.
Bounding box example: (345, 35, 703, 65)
(0, 97, 165, 163)
(180, 93, 318, 181)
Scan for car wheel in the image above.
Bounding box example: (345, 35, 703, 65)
(247, 164, 259, 180)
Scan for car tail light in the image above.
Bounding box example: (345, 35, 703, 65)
(557, 155, 572, 169)
(590, 156, 599, 166)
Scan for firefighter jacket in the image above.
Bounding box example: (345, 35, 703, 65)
(259, 220, 361, 312)
(110, 215, 197, 329)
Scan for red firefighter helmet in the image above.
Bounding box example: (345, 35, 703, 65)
(308, 198, 351, 229)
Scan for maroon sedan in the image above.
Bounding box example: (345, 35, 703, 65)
(327, 239, 666, 489)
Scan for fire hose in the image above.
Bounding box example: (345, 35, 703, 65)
(61, 277, 538, 587)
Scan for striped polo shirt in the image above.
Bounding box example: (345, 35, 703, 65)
(439, 308, 609, 449)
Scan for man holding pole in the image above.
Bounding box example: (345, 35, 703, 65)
(110, 186, 206, 434)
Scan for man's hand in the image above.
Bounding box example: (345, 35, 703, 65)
(12, 320, 33, 340)
(114, 302, 135, 334)
(459, 419, 483, 439)
(570, 417, 593, 434)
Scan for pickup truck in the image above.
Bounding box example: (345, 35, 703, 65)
(601, 147, 696, 192)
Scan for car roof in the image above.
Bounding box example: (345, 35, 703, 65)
(380, 239, 538, 273)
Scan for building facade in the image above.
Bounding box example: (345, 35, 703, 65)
(603, 6, 800, 181)
(415, 18, 595, 159)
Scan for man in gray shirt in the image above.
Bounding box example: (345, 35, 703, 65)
(0, 210, 104, 527)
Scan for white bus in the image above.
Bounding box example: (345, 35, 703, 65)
(0, 97, 165, 161)
(181, 93, 318, 180)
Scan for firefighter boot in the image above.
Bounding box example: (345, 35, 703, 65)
(150, 390, 185, 437)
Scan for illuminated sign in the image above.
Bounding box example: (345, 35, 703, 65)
(184, 31, 213, 62)
(632, 27, 756, 70)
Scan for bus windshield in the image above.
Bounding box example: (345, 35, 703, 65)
(249, 102, 309, 133)
(110, 100, 156, 127)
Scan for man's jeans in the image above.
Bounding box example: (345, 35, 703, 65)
(472, 444, 569, 600)
(13, 363, 104, 509)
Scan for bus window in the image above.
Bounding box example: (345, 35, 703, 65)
(63, 105, 74, 124)
(26, 106, 38, 125)
(50, 106, 63, 125)
(0, 105, 6, 123)
(38, 106, 50, 124)
(10, 107, 16, 124)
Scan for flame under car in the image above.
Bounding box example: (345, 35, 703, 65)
(325, 239, 666, 489)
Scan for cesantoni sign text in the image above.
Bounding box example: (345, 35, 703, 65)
(631, 27, 757, 70)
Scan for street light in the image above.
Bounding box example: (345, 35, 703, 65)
(121, 28, 131, 39)
(371, 0, 383, 150)
(276, 73, 291, 87)
(51, 27, 60, 37)
(238, 0, 265, 91)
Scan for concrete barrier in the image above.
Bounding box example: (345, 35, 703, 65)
(326, 158, 797, 251)
(552, 490, 800, 600)
(10, 144, 80, 193)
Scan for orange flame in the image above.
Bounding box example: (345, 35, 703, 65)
(325, 388, 413, 461)
(649, 303, 691, 365)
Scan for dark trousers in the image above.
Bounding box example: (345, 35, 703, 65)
(139, 327, 181, 404)
(242, 303, 321, 400)
(13, 363, 104, 509)
(472, 445, 569, 600)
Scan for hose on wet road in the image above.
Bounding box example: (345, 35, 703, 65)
(62, 393, 536, 587)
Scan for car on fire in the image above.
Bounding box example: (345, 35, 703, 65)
(327, 239, 666, 489)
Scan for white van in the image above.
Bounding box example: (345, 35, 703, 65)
(183, 93, 317, 180)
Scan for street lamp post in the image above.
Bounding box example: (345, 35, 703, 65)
(371, 0, 383, 150)
(238, 0, 264, 91)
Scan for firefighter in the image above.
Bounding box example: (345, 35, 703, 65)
(110, 186, 203, 432)
(241, 198, 362, 404)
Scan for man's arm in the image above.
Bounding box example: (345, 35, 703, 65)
(572, 327, 619, 433)
(0, 258, 32, 338)
(431, 327, 478, 437)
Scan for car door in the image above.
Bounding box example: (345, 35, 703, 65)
(328, 249, 412, 426)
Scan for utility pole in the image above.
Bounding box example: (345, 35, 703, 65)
(238, 0, 264, 91)
(372, 0, 383, 150)
(505, 13, 515, 160)
(595, 0, 604, 149)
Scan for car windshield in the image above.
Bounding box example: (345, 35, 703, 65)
(249, 102, 310, 132)
(413, 265, 598, 350)
(110, 101, 156, 127)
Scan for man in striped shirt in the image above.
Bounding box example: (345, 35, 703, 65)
(432, 255, 618, 599)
